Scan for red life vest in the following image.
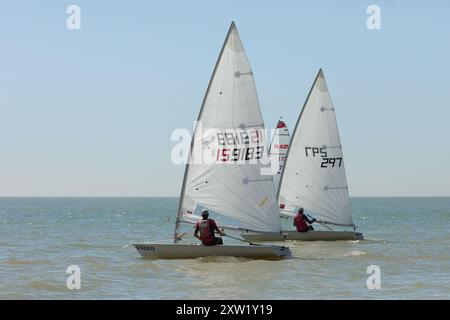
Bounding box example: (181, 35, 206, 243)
(198, 219, 214, 243)
(294, 214, 309, 232)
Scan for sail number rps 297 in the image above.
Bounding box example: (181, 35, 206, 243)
(305, 147, 342, 168)
(216, 129, 264, 163)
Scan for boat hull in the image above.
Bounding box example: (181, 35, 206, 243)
(241, 230, 364, 242)
(133, 243, 291, 260)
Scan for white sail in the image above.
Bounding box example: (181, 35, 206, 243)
(269, 119, 290, 190)
(174, 22, 281, 241)
(278, 69, 353, 226)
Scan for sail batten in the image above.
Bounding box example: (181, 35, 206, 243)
(278, 70, 353, 227)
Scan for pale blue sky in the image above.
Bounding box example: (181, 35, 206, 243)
(1, 1, 449, 196)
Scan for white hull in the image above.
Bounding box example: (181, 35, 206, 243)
(241, 230, 364, 242)
(133, 243, 291, 260)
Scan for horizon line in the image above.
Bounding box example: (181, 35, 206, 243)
(1, 195, 449, 198)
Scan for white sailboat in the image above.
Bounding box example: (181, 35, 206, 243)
(269, 119, 290, 190)
(133, 22, 291, 259)
(242, 69, 363, 242)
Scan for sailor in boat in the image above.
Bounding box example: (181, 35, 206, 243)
(194, 209, 226, 246)
(293, 207, 316, 232)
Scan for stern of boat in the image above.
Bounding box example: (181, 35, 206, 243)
(354, 232, 364, 240)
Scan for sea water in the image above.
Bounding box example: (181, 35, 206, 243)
(0, 197, 449, 299)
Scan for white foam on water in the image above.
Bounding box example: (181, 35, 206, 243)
(343, 250, 366, 256)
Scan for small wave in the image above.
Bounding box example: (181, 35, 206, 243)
(439, 211, 450, 218)
(5, 257, 52, 266)
(407, 255, 443, 260)
(344, 250, 366, 256)
(411, 282, 426, 288)
(63, 242, 117, 250)
(129, 260, 161, 272)
(196, 256, 249, 263)
(79, 256, 110, 271)
(81, 255, 105, 263)
(28, 280, 68, 292)
(356, 239, 390, 244)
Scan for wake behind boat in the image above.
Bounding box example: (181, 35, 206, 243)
(242, 69, 363, 242)
(133, 22, 291, 260)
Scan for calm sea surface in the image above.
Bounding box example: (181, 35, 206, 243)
(0, 197, 449, 299)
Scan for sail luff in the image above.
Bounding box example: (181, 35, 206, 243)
(276, 69, 323, 201)
(173, 22, 238, 243)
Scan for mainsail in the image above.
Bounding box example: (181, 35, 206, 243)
(277, 69, 353, 226)
(174, 22, 281, 242)
(269, 119, 290, 189)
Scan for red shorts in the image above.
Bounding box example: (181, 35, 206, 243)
(202, 237, 223, 246)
